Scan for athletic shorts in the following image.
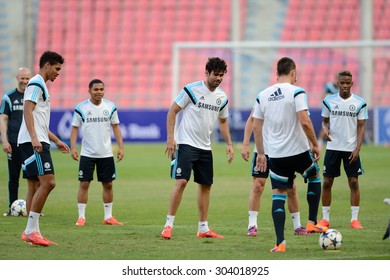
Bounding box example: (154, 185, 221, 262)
(323, 149, 364, 178)
(269, 150, 319, 190)
(170, 144, 213, 185)
(78, 156, 116, 182)
(19, 142, 54, 179)
(250, 153, 270, 178)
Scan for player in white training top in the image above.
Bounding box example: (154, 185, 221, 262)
(241, 107, 309, 237)
(70, 79, 124, 227)
(161, 57, 234, 240)
(252, 57, 325, 253)
(18, 51, 69, 246)
(318, 70, 368, 230)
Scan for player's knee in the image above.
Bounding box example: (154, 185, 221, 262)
(43, 178, 56, 192)
(253, 179, 265, 194)
(322, 177, 333, 190)
(176, 179, 188, 189)
(348, 177, 359, 190)
(287, 187, 297, 198)
(103, 182, 113, 191)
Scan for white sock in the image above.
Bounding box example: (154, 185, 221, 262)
(165, 215, 175, 227)
(198, 221, 209, 233)
(248, 211, 258, 228)
(25, 211, 40, 234)
(103, 203, 113, 220)
(78, 203, 86, 218)
(290, 212, 301, 230)
(322, 206, 330, 221)
(351, 206, 359, 221)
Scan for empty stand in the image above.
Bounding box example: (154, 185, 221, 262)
(33, 0, 387, 108)
(35, 0, 238, 109)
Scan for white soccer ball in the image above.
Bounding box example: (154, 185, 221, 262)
(10, 199, 27, 217)
(319, 228, 343, 250)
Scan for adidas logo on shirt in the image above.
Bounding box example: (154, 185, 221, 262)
(268, 88, 284, 101)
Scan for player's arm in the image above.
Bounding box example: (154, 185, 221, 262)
(241, 109, 254, 162)
(49, 130, 70, 154)
(322, 117, 331, 141)
(69, 126, 80, 161)
(112, 123, 124, 162)
(23, 100, 42, 152)
(349, 119, 365, 163)
(0, 114, 11, 153)
(252, 117, 266, 172)
(218, 117, 234, 164)
(165, 102, 181, 159)
(297, 110, 320, 161)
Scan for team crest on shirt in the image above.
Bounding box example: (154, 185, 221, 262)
(216, 98, 221, 105)
(349, 105, 356, 111)
(103, 110, 109, 116)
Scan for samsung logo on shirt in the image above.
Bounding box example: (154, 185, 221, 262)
(197, 102, 220, 112)
(331, 111, 357, 117)
(13, 105, 24, 111)
(86, 117, 110, 123)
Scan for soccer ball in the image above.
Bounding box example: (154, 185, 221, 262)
(10, 199, 27, 217)
(319, 229, 343, 250)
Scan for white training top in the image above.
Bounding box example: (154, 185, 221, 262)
(322, 93, 368, 152)
(253, 82, 310, 158)
(72, 99, 120, 158)
(17, 74, 51, 145)
(174, 80, 229, 150)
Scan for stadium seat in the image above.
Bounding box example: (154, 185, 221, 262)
(32, 0, 388, 108)
(31, 0, 238, 108)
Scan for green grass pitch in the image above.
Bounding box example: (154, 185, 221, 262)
(0, 143, 389, 260)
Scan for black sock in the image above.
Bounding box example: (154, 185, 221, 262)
(272, 194, 287, 245)
(307, 177, 321, 223)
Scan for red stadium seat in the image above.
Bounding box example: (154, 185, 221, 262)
(33, 0, 387, 108)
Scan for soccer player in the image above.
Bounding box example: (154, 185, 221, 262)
(318, 70, 368, 229)
(18, 51, 69, 246)
(323, 75, 339, 97)
(161, 57, 234, 239)
(241, 109, 309, 236)
(0, 67, 31, 216)
(252, 57, 325, 253)
(70, 79, 124, 227)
